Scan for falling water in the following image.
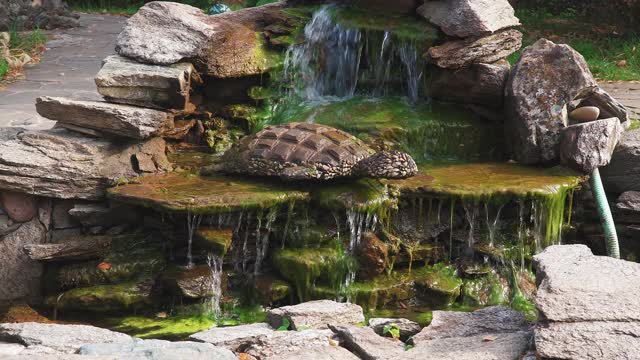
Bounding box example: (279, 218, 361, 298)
(206, 252, 223, 320)
(186, 212, 202, 268)
(398, 42, 423, 104)
(484, 203, 505, 247)
(517, 201, 526, 270)
(255, 207, 277, 275)
(463, 201, 479, 249)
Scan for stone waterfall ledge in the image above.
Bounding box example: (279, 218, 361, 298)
(0, 127, 170, 200)
(96, 55, 200, 111)
(533, 245, 640, 359)
(36, 96, 175, 140)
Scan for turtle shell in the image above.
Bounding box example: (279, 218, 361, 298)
(222, 122, 375, 180)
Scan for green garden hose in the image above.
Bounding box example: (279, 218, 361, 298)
(590, 168, 620, 259)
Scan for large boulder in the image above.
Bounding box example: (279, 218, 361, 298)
(115, 1, 286, 78)
(601, 128, 640, 192)
(0, 218, 46, 302)
(426, 30, 522, 69)
(0, 127, 169, 200)
(533, 245, 640, 359)
(266, 300, 365, 330)
(560, 117, 623, 174)
(189, 323, 275, 351)
(95, 55, 199, 111)
(36, 96, 175, 140)
(417, 0, 520, 38)
(429, 60, 510, 107)
(505, 39, 597, 164)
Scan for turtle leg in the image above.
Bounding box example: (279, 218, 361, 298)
(280, 166, 318, 181)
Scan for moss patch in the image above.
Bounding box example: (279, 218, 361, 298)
(414, 264, 463, 307)
(49, 279, 153, 313)
(105, 315, 215, 340)
(194, 228, 233, 256)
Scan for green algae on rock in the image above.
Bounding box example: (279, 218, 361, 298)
(107, 172, 309, 214)
(194, 228, 233, 257)
(313, 178, 397, 215)
(414, 264, 463, 307)
(48, 278, 154, 313)
(104, 315, 215, 340)
(461, 272, 510, 307)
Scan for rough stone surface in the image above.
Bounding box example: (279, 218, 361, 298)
(189, 323, 275, 351)
(616, 191, 640, 212)
(244, 329, 340, 359)
(579, 87, 632, 127)
(0, 191, 38, 223)
(0, 127, 169, 200)
(327, 324, 404, 360)
(23, 235, 111, 261)
(417, 0, 520, 38)
(68, 203, 141, 227)
(51, 200, 78, 229)
(601, 128, 640, 192)
(569, 106, 600, 123)
(0, 219, 46, 302)
(411, 306, 531, 345)
(355, 232, 388, 280)
(427, 30, 522, 69)
(368, 318, 421, 342)
(429, 60, 510, 107)
(0, 323, 131, 354)
(505, 39, 597, 164)
(266, 300, 365, 330)
(560, 117, 623, 174)
(409, 331, 533, 360)
(79, 338, 236, 360)
(535, 321, 640, 360)
(36, 96, 174, 139)
(115, 2, 286, 78)
(273, 345, 360, 360)
(96, 55, 197, 110)
(534, 245, 640, 322)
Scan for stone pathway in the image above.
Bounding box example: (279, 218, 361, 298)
(601, 81, 640, 118)
(0, 13, 125, 129)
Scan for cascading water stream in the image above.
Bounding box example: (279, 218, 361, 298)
(254, 207, 277, 275)
(484, 203, 505, 248)
(206, 252, 223, 320)
(186, 212, 202, 268)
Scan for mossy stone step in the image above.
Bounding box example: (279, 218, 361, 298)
(461, 272, 510, 307)
(414, 264, 463, 307)
(108, 173, 310, 214)
(194, 228, 233, 257)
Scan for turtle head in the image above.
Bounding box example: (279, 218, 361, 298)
(356, 150, 418, 179)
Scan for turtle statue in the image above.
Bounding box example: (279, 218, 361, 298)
(206, 122, 418, 181)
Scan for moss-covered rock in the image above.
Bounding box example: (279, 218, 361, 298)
(48, 278, 154, 313)
(254, 274, 292, 305)
(414, 264, 462, 307)
(194, 228, 233, 257)
(103, 315, 215, 340)
(162, 265, 219, 299)
(347, 273, 416, 310)
(461, 272, 510, 307)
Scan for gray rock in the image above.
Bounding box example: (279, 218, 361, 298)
(0, 127, 169, 200)
(244, 329, 341, 359)
(96, 55, 198, 111)
(189, 323, 275, 351)
(52, 200, 79, 229)
(368, 318, 421, 342)
(266, 300, 365, 330)
(535, 322, 640, 360)
(616, 191, 640, 212)
(578, 87, 632, 127)
(0, 214, 19, 237)
(36, 96, 174, 140)
(417, 0, 520, 38)
(411, 307, 531, 345)
(327, 324, 404, 360)
(79, 338, 235, 360)
(272, 345, 360, 360)
(534, 245, 640, 322)
(560, 117, 623, 174)
(0, 323, 131, 354)
(429, 60, 510, 107)
(569, 106, 600, 123)
(68, 203, 141, 227)
(0, 342, 25, 356)
(0, 218, 46, 302)
(505, 39, 597, 164)
(601, 128, 640, 192)
(407, 331, 533, 360)
(427, 30, 522, 69)
(115, 2, 286, 78)
(23, 235, 111, 261)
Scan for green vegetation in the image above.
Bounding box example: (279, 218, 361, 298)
(512, 8, 640, 81)
(0, 59, 7, 79)
(1, 27, 47, 80)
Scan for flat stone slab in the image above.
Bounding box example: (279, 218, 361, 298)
(535, 321, 640, 360)
(244, 329, 340, 359)
(0, 127, 168, 200)
(409, 331, 533, 360)
(36, 96, 174, 139)
(96, 55, 198, 110)
(427, 30, 522, 69)
(266, 300, 365, 330)
(534, 245, 640, 322)
(79, 338, 235, 360)
(602, 128, 640, 192)
(189, 323, 275, 351)
(108, 172, 309, 214)
(274, 345, 360, 360)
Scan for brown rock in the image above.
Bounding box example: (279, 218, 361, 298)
(356, 232, 388, 280)
(569, 106, 600, 123)
(0, 191, 38, 223)
(577, 87, 632, 127)
(427, 30, 522, 69)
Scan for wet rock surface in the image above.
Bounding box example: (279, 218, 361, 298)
(534, 245, 640, 359)
(36, 96, 174, 139)
(560, 117, 623, 174)
(266, 300, 365, 330)
(427, 30, 522, 69)
(0, 127, 169, 200)
(418, 0, 520, 38)
(505, 39, 597, 164)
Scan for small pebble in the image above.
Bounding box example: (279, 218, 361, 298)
(570, 106, 600, 123)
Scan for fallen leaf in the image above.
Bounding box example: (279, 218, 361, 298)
(483, 335, 498, 342)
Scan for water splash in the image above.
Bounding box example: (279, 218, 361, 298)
(206, 252, 223, 320)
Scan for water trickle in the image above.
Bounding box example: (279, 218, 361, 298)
(186, 212, 202, 268)
(398, 41, 423, 104)
(206, 252, 223, 320)
(241, 214, 252, 273)
(484, 202, 505, 247)
(463, 201, 479, 249)
(517, 201, 526, 271)
(255, 207, 277, 276)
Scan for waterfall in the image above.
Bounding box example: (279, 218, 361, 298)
(484, 202, 505, 247)
(206, 252, 223, 320)
(463, 201, 479, 250)
(254, 207, 277, 275)
(398, 42, 423, 104)
(186, 212, 202, 268)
